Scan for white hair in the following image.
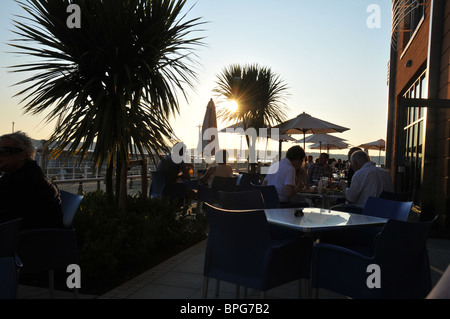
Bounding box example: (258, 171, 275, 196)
(350, 150, 371, 167)
(0, 131, 36, 160)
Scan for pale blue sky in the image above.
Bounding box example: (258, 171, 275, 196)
(0, 0, 392, 156)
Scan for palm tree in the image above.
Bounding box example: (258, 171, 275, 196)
(9, 0, 205, 209)
(213, 64, 289, 170)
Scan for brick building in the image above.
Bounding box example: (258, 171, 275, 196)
(386, 0, 449, 227)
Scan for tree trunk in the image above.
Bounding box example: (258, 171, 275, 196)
(141, 159, 148, 200)
(106, 161, 114, 204)
(118, 162, 128, 210)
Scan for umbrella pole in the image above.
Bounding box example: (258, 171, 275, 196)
(279, 140, 282, 160)
(379, 147, 381, 165)
(303, 132, 306, 151)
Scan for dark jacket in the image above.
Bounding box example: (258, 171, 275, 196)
(0, 160, 63, 230)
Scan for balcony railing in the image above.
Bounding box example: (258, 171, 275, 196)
(391, 0, 424, 50)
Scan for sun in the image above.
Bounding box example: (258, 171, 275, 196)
(224, 100, 238, 113)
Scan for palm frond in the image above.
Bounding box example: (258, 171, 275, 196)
(9, 0, 206, 169)
(214, 63, 290, 135)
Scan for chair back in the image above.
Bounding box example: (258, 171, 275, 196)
(0, 219, 21, 258)
(60, 190, 83, 228)
(198, 184, 213, 204)
(204, 203, 271, 283)
(251, 183, 280, 209)
(379, 191, 411, 202)
(211, 176, 238, 202)
(236, 173, 261, 191)
(162, 182, 187, 201)
(374, 217, 436, 298)
(18, 228, 79, 274)
(150, 171, 166, 197)
(219, 190, 265, 210)
(0, 257, 17, 299)
(363, 196, 413, 221)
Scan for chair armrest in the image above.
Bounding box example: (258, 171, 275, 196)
(14, 254, 23, 269)
(314, 243, 374, 260)
(18, 228, 78, 273)
(312, 243, 376, 293)
(264, 238, 313, 280)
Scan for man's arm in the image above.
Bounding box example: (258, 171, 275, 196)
(343, 172, 363, 204)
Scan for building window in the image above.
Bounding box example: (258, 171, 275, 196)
(401, 0, 426, 47)
(403, 71, 427, 205)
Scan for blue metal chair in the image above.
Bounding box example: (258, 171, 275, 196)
(312, 217, 436, 299)
(183, 178, 198, 191)
(321, 196, 414, 252)
(0, 219, 22, 291)
(203, 203, 312, 298)
(197, 184, 213, 204)
(0, 257, 18, 299)
(219, 190, 265, 210)
(149, 171, 166, 198)
(236, 173, 261, 191)
(150, 170, 187, 205)
(17, 191, 82, 298)
(211, 176, 238, 203)
(59, 190, 84, 229)
(379, 191, 411, 202)
(0, 219, 22, 258)
(251, 183, 280, 209)
(363, 196, 413, 221)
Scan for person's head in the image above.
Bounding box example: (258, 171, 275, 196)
(350, 150, 371, 172)
(348, 147, 362, 161)
(215, 149, 229, 165)
(0, 131, 36, 173)
(318, 153, 329, 165)
(308, 155, 313, 163)
(286, 146, 306, 169)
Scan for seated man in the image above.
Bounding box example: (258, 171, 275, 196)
(199, 149, 233, 187)
(263, 145, 309, 208)
(156, 143, 195, 201)
(0, 132, 63, 230)
(157, 143, 192, 184)
(346, 147, 362, 187)
(340, 150, 394, 209)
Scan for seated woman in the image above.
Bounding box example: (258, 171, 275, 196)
(199, 149, 233, 187)
(295, 165, 310, 191)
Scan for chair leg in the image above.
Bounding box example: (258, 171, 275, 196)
(215, 279, 220, 297)
(48, 270, 55, 299)
(202, 277, 209, 299)
(298, 279, 303, 299)
(304, 279, 313, 299)
(73, 288, 79, 299)
(312, 288, 319, 299)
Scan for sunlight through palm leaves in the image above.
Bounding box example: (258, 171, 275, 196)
(213, 64, 290, 171)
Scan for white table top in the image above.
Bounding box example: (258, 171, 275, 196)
(265, 207, 387, 232)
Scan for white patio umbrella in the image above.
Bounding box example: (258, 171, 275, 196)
(296, 133, 347, 153)
(273, 112, 350, 150)
(198, 99, 219, 159)
(309, 141, 349, 153)
(358, 139, 386, 164)
(219, 121, 293, 160)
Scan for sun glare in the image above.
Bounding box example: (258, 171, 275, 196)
(225, 100, 238, 113)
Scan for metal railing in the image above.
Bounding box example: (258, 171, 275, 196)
(54, 175, 150, 195)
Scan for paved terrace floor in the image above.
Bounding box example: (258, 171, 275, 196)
(17, 237, 450, 300)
